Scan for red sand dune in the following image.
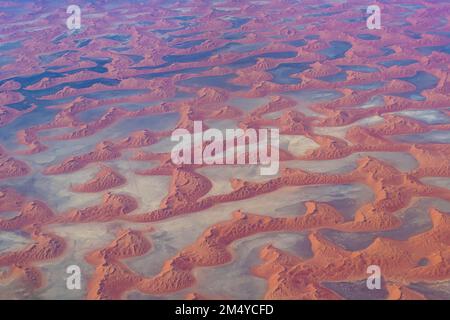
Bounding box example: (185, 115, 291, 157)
(0, 147, 30, 179)
(71, 165, 126, 193)
(58, 192, 138, 223)
(0, 228, 66, 288)
(253, 207, 450, 299)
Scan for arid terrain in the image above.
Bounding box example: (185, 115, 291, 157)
(0, 0, 450, 300)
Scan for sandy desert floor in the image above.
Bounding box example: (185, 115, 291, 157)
(0, 0, 450, 300)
